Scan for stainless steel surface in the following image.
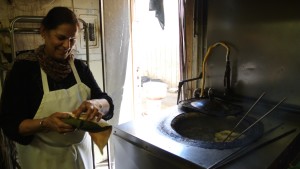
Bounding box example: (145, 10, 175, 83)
(203, 0, 300, 106)
(112, 135, 186, 169)
(113, 102, 300, 169)
(208, 128, 297, 169)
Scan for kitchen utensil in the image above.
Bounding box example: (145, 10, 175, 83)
(208, 128, 297, 169)
(223, 92, 266, 142)
(232, 97, 286, 141)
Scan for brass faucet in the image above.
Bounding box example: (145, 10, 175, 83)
(200, 42, 230, 98)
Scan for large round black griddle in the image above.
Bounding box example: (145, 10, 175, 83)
(159, 112, 264, 149)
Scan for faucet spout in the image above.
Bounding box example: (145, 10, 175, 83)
(200, 42, 230, 98)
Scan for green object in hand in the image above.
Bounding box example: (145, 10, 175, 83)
(62, 117, 111, 133)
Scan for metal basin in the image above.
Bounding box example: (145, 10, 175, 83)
(158, 112, 264, 149)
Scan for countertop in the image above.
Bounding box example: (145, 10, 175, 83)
(113, 103, 300, 169)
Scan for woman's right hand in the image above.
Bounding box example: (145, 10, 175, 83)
(19, 112, 75, 136)
(42, 112, 75, 134)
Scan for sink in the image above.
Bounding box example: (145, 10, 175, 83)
(158, 112, 264, 149)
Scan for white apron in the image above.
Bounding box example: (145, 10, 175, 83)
(16, 61, 93, 169)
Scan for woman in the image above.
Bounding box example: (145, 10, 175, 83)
(0, 7, 114, 169)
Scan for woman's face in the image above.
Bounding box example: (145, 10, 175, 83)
(42, 23, 78, 61)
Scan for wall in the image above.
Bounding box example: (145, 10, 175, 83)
(200, 0, 300, 107)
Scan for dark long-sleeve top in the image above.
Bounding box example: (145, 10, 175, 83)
(0, 59, 114, 145)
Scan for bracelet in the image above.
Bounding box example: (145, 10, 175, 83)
(39, 118, 45, 126)
(39, 118, 49, 132)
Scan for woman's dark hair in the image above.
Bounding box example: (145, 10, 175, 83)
(42, 7, 79, 30)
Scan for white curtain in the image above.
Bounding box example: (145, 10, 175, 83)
(101, 0, 130, 168)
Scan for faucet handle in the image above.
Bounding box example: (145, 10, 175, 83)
(208, 88, 215, 100)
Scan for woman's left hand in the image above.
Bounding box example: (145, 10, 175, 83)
(72, 100, 103, 122)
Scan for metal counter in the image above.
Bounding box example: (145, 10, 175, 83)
(112, 104, 300, 169)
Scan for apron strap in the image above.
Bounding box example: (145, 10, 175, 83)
(69, 60, 85, 104)
(69, 60, 82, 83)
(40, 60, 82, 93)
(40, 69, 50, 93)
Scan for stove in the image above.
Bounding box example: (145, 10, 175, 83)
(112, 96, 300, 169)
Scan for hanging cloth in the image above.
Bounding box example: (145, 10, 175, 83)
(149, 0, 165, 29)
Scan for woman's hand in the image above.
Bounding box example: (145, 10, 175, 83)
(42, 112, 75, 134)
(72, 100, 103, 122)
(19, 112, 74, 136)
